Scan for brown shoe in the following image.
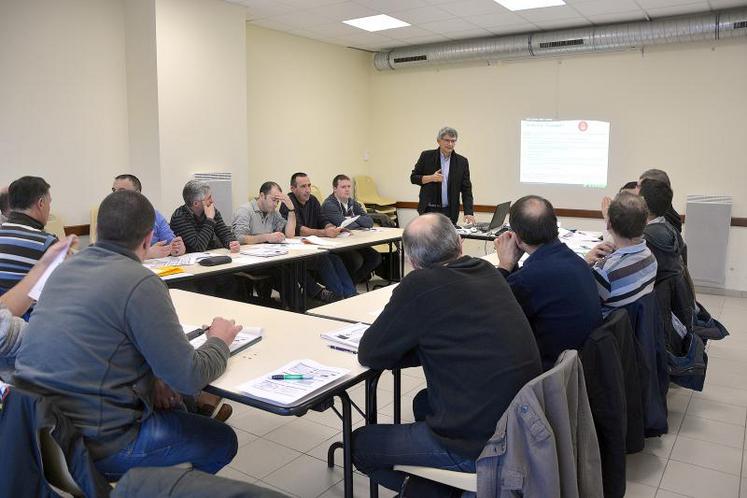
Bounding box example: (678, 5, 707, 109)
(213, 403, 233, 423)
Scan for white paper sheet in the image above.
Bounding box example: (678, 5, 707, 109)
(321, 322, 369, 352)
(28, 237, 73, 301)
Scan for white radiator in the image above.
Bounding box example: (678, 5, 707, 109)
(684, 194, 732, 288)
(193, 173, 233, 217)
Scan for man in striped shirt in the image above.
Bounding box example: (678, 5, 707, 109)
(585, 192, 658, 315)
(0, 176, 57, 295)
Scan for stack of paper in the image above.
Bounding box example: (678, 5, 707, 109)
(241, 245, 289, 258)
(321, 322, 368, 353)
(339, 215, 359, 228)
(146, 252, 211, 267)
(182, 324, 263, 356)
(150, 266, 185, 278)
(302, 235, 337, 247)
(238, 359, 349, 406)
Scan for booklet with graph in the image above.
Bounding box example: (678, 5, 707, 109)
(320, 322, 369, 353)
(182, 324, 263, 356)
(238, 359, 349, 406)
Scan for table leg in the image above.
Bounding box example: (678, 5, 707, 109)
(393, 369, 402, 424)
(365, 374, 381, 498)
(337, 391, 354, 498)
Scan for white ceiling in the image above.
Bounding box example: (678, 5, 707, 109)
(228, 0, 747, 52)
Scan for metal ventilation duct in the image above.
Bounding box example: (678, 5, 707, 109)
(373, 8, 747, 71)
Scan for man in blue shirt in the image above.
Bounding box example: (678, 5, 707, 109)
(494, 195, 602, 370)
(112, 174, 185, 258)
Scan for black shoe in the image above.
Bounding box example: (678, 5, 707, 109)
(317, 288, 341, 304)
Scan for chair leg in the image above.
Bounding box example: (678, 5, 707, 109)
(399, 475, 411, 498)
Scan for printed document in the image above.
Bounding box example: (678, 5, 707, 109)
(321, 322, 369, 353)
(28, 237, 74, 301)
(238, 359, 349, 406)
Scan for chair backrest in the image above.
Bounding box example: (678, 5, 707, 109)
(44, 213, 66, 240)
(39, 427, 84, 497)
(354, 175, 395, 206)
(89, 207, 99, 243)
(310, 185, 323, 202)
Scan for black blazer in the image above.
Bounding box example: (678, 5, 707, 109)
(410, 148, 474, 224)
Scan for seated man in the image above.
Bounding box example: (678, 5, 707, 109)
(13, 191, 240, 480)
(639, 179, 685, 283)
(232, 181, 296, 244)
(585, 192, 657, 316)
(280, 172, 356, 300)
(0, 176, 57, 295)
(112, 174, 185, 259)
(0, 236, 75, 378)
(494, 195, 602, 370)
(353, 213, 541, 497)
(638, 168, 682, 233)
(321, 174, 381, 283)
(170, 179, 240, 254)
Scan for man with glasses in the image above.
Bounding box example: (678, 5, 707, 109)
(410, 126, 475, 226)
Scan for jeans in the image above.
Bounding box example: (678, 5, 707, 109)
(352, 421, 475, 497)
(94, 410, 238, 481)
(309, 253, 357, 297)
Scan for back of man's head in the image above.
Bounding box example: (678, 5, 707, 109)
(97, 191, 155, 250)
(608, 192, 649, 239)
(639, 169, 671, 187)
(639, 179, 673, 218)
(509, 195, 558, 246)
(9, 176, 50, 211)
(404, 213, 461, 269)
(0, 188, 9, 216)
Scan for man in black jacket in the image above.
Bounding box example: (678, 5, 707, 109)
(410, 127, 475, 225)
(352, 213, 542, 497)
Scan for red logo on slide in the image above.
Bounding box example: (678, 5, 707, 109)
(578, 121, 588, 132)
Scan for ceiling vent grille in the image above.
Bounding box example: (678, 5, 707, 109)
(538, 38, 585, 49)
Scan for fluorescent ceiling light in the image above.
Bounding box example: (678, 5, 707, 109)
(494, 0, 566, 11)
(343, 14, 410, 32)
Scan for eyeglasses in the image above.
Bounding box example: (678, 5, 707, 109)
(440, 138, 457, 144)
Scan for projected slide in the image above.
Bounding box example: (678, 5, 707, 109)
(520, 119, 610, 188)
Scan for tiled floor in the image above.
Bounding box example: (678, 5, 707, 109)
(220, 293, 747, 497)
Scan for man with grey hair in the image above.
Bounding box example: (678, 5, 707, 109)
(170, 179, 240, 254)
(410, 126, 475, 225)
(352, 213, 541, 497)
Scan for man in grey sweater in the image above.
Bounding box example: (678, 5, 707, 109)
(13, 190, 241, 480)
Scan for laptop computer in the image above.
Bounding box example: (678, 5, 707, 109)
(475, 202, 511, 233)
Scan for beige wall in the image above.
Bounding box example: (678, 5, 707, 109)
(0, 0, 130, 225)
(368, 41, 747, 216)
(246, 26, 371, 201)
(156, 0, 249, 215)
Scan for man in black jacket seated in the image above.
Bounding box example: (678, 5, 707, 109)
(352, 213, 542, 497)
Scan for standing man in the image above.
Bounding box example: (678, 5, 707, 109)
(279, 173, 357, 300)
(0, 176, 57, 295)
(112, 174, 185, 259)
(410, 127, 475, 226)
(352, 213, 541, 497)
(321, 174, 381, 283)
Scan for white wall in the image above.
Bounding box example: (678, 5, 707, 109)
(156, 0, 249, 216)
(0, 0, 130, 225)
(245, 26, 371, 200)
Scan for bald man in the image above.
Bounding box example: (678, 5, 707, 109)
(494, 195, 602, 370)
(353, 213, 541, 497)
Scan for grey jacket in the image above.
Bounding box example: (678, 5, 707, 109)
(0, 305, 25, 379)
(476, 350, 603, 498)
(13, 241, 229, 460)
(320, 194, 374, 230)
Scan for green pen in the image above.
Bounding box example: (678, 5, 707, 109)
(271, 374, 314, 380)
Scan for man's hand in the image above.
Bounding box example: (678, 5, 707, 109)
(601, 196, 612, 222)
(204, 201, 216, 220)
(323, 225, 343, 238)
(275, 192, 294, 211)
(266, 232, 285, 243)
(425, 169, 444, 184)
(229, 240, 240, 253)
(494, 232, 523, 273)
(146, 241, 172, 259)
(40, 235, 78, 266)
(170, 236, 186, 256)
(205, 317, 242, 347)
(585, 241, 615, 266)
(463, 214, 476, 225)
(153, 379, 182, 410)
